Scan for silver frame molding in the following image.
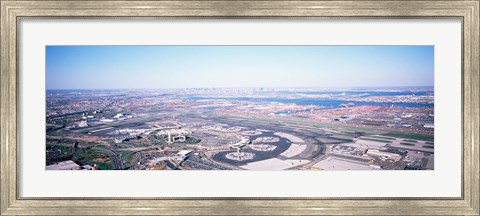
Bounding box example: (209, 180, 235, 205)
(1, 1, 479, 215)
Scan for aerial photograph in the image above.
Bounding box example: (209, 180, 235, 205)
(46, 46, 434, 171)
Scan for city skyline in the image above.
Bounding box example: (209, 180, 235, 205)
(46, 46, 434, 89)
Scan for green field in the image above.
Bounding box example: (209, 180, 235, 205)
(359, 137, 391, 143)
(423, 145, 434, 149)
(404, 139, 418, 142)
(375, 136, 397, 140)
(90, 161, 113, 170)
(330, 135, 355, 140)
(306, 145, 321, 157)
(400, 142, 415, 146)
(385, 132, 434, 142)
(53, 145, 71, 154)
(316, 138, 342, 143)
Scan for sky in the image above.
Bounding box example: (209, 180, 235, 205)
(46, 46, 434, 89)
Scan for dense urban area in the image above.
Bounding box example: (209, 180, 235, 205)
(46, 87, 434, 170)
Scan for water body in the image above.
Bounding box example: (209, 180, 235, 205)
(277, 90, 431, 97)
(190, 97, 433, 108)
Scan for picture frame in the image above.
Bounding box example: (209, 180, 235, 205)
(1, 0, 478, 215)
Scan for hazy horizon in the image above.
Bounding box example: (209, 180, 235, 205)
(46, 86, 434, 91)
(46, 46, 434, 89)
